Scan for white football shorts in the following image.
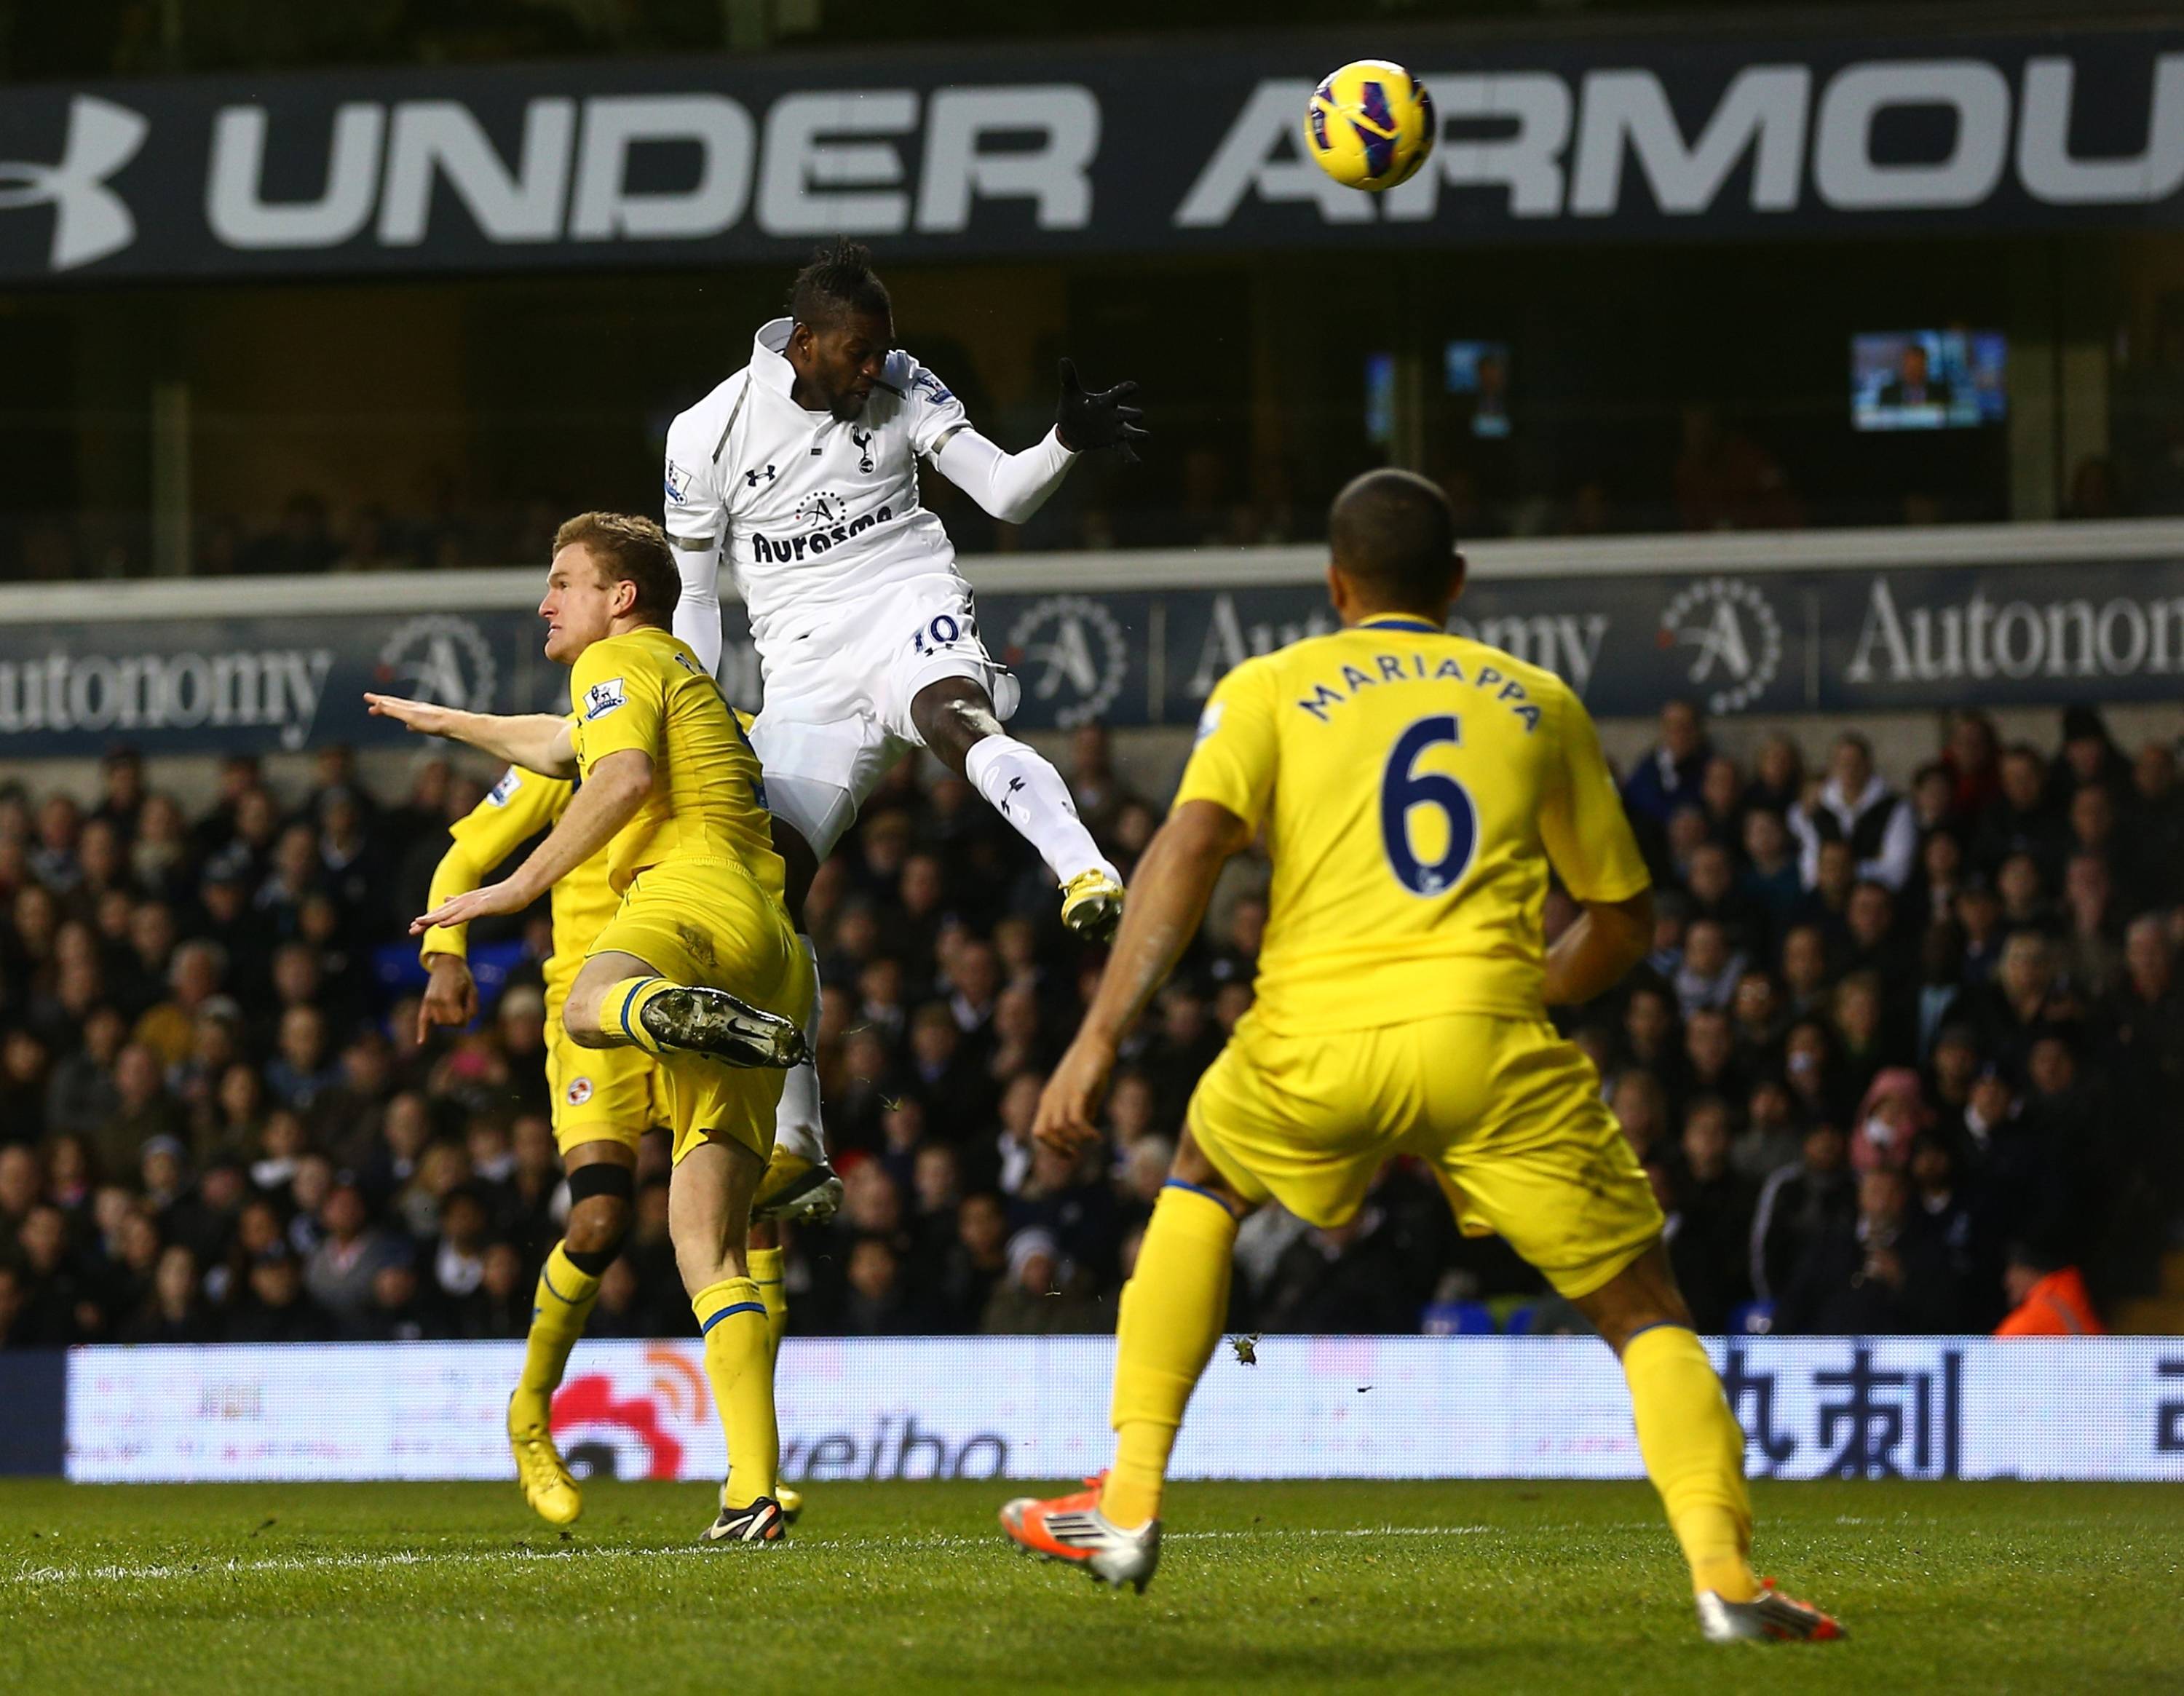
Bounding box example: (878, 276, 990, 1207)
(750, 573, 1019, 858)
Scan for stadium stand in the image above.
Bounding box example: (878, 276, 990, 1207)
(0, 706, 2179, 1348)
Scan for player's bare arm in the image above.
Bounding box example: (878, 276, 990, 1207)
(1034, 799, 1251, 1153)
(365, 694, 578, 777)
(416, 829, 486, 1042)
(416, 955, 480, 1044)
(409, 748, 650, 935)
(1541, 887, 1655, 1007)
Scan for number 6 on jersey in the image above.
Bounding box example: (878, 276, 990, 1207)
(1380, 714, 1478, 896)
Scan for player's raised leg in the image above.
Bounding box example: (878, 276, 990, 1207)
(911, 676, 1125, 940)
(751, 807, 842, 1227)
(508, 1138, 634, 1525)
(670, 1125, 786, 1545)
(751, 1053, 842, 1227)
(567, 948, 807, 1070)
(1572, 1245, 1842, 1643)
(746, 935, 838, 1222)
(1000, 1130, 1243, 1591)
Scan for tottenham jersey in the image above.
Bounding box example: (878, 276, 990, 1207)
(663, 317, 973, 653)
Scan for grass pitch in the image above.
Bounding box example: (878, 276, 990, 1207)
(1, 1477, 2178, 1693)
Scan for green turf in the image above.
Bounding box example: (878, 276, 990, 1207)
(1, 1478, 2177, 1693)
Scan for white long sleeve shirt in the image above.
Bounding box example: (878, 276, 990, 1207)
(663, 317, 1075, 656)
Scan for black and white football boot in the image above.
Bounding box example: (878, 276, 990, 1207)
(700, 1494, 788, 1547)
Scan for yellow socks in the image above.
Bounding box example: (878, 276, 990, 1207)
(518, 1242, 601, 1400)
(598, 976, 673, 1053)
(692, 1275, 778, 1511)
(1622, 1323, 1757, 1601)
(750, 1247, 788, 1360)
(750, 1246, 791, 1500)
(1101, 1182, 1238, 1530)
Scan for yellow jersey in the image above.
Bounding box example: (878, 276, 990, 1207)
(1174, 614, 1649, 1034)
(568, 625, 783, 900)
(418, 758, 618, 1018)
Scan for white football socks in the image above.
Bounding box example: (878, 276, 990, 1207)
(962, 734, 1115, 887)
(772, 933, 827, 1168)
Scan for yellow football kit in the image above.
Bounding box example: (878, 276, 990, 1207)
(1176, 614, 1661, 1299)
(1091, 614, 1762, 1604)
(443, 701, 812, 1532)
(420, 761, 660, 1155)
(569, 626, 810, 1165)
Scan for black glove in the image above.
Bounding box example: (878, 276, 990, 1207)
(1055, 359, 1148, 464)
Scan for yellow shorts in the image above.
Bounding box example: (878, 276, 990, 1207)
(588, 857, 811, 1168)
(544, 1015, 660, 1157)
(1186, 1012, 1663, 1299)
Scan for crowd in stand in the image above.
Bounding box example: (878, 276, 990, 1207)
(0, 700, 2179, 1350)
(1596, 702, 2181, 1337)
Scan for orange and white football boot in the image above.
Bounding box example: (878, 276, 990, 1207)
(1000, 1475, 1160, 1593)
(1697, 1580, 1845, 1644)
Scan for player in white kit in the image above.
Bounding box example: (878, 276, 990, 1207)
(662, 240, 1147, 1185)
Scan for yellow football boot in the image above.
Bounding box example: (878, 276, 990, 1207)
(1060, 868, 1125, 942)
(509, 1391, 582, 1527)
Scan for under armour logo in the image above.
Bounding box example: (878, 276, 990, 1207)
(0, 95, 149, 272)
(744, 464, 776, 487)
(852, 429, 874, 473)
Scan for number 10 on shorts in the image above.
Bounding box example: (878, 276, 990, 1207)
(911, 612, 970, 656)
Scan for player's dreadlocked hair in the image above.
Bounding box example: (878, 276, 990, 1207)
(789, 239, 892, 330)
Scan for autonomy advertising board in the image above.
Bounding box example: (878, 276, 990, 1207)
(2, 552, 2183, 756)
(63, 1337, 2184, 1485)
(0, 28, 2178, 281)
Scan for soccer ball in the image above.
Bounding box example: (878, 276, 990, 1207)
(1304, 60, 1436, 192)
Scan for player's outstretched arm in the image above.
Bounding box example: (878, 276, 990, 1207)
(930, 358, 1147, 524)
(365, 694, 578, 777)
(1541, 888, 1654, 1008)
(1034, 799, 1250, 1153)
(931, 427, 1077, 525)
(409, 749, 651, 935)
